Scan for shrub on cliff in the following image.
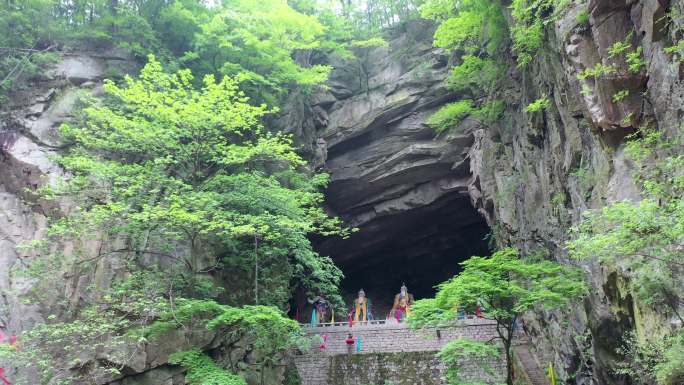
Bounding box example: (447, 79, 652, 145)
(569, 125, 684, 384)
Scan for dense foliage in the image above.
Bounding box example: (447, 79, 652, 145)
(0, 270, 303, 384)
(409, 248, 586, 385)
(4, 54, 348, 383)
(0, 1, 418, 383)
(437, 338, 501, 385)
(189, 0, 332, 103)
(419, 0, 508, 135)
(419, 0, 581, 135)
(170, 349, 248, 385)
(47, 55, 345, 308)
(3, 1, 682, 385)
(0, 0, 399, 103)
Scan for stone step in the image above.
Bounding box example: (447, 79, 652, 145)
(514, 344, 549, 385)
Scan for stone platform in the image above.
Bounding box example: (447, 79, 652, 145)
(293, 318, 505, 385)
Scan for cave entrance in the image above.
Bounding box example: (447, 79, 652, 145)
(314, 192, 491, 318)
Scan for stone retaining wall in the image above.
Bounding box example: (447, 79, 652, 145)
(293, 319, 505, 385)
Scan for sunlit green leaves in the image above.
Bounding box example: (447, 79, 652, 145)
(510, 0, 569, 66)
(433, 11, 484, 51)
(171, 349, 247, 385)
(655, 330, 684, 385)
(569, 126, 684, 322)
(447, 55, 503, 93)
(410, 248, 585, 385)
(422, 0, 507, 55)
(49, 56, 345, 307)
(420, 0, 508, 132)
(192, 0, 331, 101)
(410, 248, 586, 327)
(428, 99, 474, 135)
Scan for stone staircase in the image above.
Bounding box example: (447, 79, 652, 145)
(513, 342, 549, 385)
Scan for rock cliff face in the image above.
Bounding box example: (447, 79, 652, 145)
(0, 51, 286, 385)
(282, 21, 491, 305)
(1, 1, 683, 383)
(463, 1, 683, 383)
(0, 50, 136, 336)
(286, 1, 683, 383)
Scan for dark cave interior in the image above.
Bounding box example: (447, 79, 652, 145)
(314, 191, 491, 318)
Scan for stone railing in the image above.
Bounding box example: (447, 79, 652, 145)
(301, 317, 497, 355)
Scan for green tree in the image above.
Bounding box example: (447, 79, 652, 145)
(656, 329, 684, 385)
(8, 53, 344, 384)
(163, 299, 304, 384)
(1, 278, 303, 384)
(0, 0, 61, 100)
(40, 55, 345, 308)
(409, 248, 586, 385)
(419, 0, 508, 134)
(333, 0, 422, 37)
(420, 0, 507, 56)
(0, 1, 337, 104)
(190, 0, 331, 103)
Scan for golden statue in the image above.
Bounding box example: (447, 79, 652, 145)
(353, 289, 368, 322)
(389, 283, 414, 322)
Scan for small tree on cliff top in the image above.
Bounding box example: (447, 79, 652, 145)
(409, 248, 587, 385)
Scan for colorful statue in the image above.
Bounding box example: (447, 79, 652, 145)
(390, 283, 414, 322)
(353, 289, 368, 322)
(308, 295, 329, 325)
(457, 306, 465, 320)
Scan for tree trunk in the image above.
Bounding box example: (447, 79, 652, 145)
(505, 338, 514, 385)
(109, 0, 119, 15)
(254, 232, 259, 305)
(109, 0, 119, 34)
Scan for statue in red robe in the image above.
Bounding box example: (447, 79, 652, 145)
(389, 283, 414, 322)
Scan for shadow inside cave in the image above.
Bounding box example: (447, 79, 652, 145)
(313, 192, 491, 318)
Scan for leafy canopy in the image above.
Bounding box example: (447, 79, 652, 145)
(421, 0, 507, 56)
(0, 1, 339, 104)
(191, 0, 331, 102)
(410, 248, 586, 385)
(419, 0, 507, 134)
(410, 248, 586, 326)
(45, 56, 346, 307)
